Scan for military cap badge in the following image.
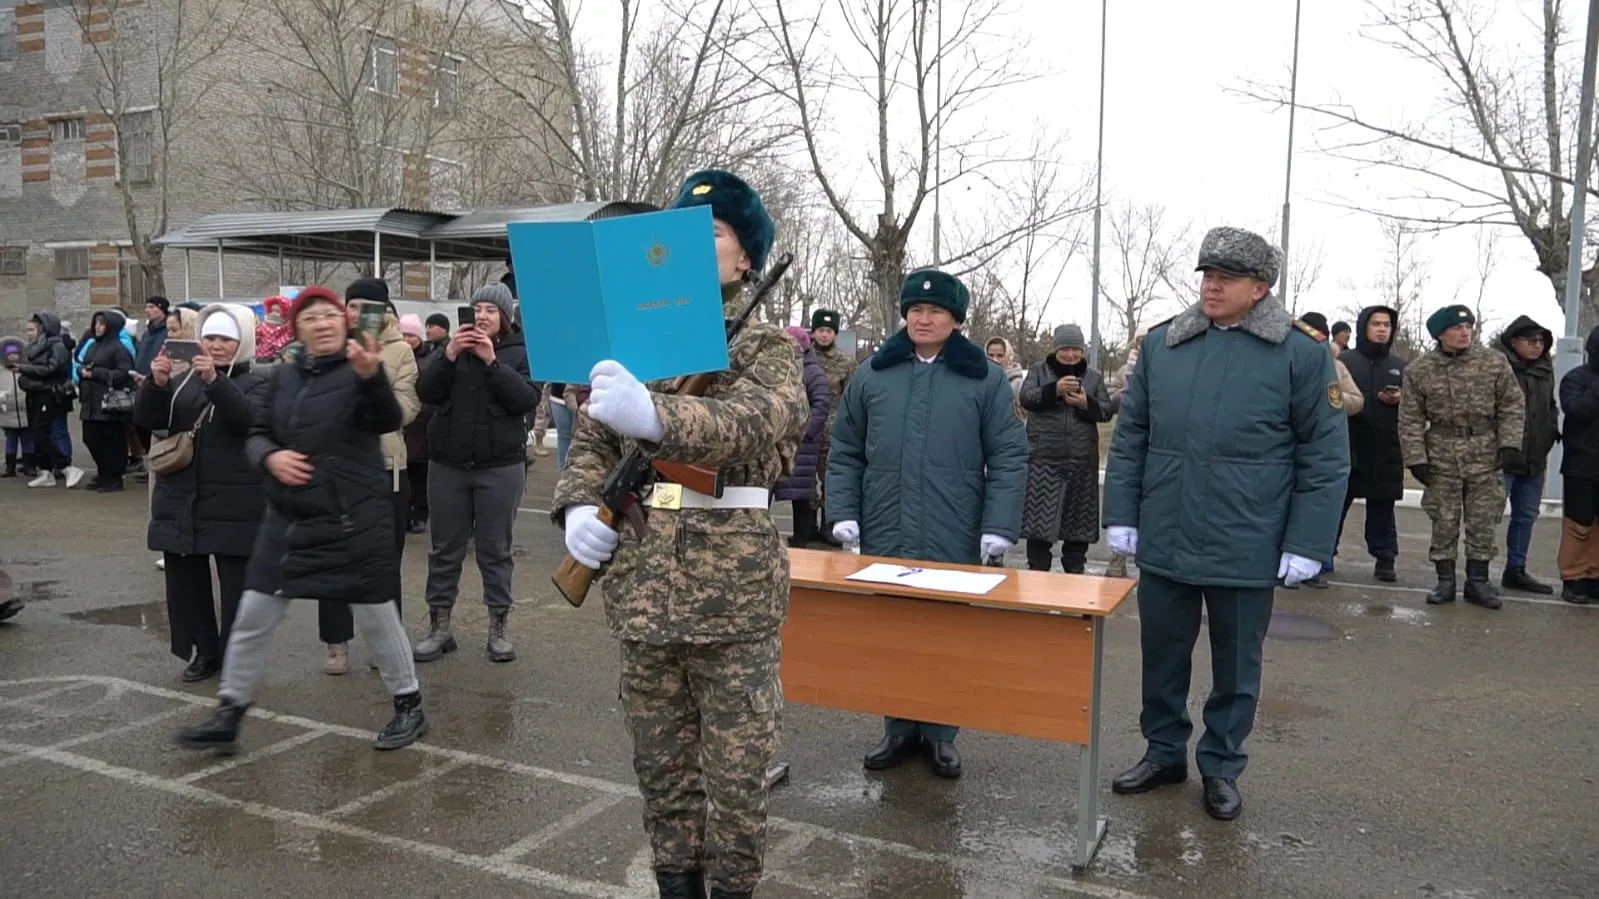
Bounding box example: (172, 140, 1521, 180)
(691, 183, 712, 196)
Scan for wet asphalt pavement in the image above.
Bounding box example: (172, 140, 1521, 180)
(2, 456, 1597, 899)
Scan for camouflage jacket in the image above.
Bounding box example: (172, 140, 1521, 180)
(552, 299, 808, 645)
(1398, 343, 1524, 476)
(813, 341, 855, 440)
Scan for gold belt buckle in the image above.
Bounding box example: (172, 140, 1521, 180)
(649, 483, 684, 511)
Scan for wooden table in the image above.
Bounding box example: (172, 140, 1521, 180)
(770, 548, 1135, 873)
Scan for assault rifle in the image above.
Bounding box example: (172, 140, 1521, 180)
(552, 252, 796, 608)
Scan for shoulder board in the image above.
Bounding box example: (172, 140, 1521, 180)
(1292, 320, 1329, 342)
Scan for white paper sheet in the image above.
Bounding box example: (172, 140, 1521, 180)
(844, 562, 1008, 595)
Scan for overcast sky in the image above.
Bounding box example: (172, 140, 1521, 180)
(567, 0, 1578, 340)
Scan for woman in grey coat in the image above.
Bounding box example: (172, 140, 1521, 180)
(1018, 324, 1113, 572)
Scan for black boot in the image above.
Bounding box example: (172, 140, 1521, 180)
(863, 733, 920, 770)
(181, 655, 220, 683)
(788, 500, 813, 548)
(655, 870, 707, 899)
(375, 691, 429, 750)
(175, 700, 250, 754)
(1463, 560, 1502, 609)
(1426, 560, 1456, 605)
(1563, 580, 1595, 605)
(708, 888, 753, 899)
(1500, 566, 1553, 595)
(1, 454, 15, 478)
(1373, 558, 1397, 583)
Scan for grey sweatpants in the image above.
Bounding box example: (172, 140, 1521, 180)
(424, 461, 526, 611)
(219, 590, 419, 705)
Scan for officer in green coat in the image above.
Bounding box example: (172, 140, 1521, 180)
(1102, 227, 1349, 822)
(826, 268, 1028, 779)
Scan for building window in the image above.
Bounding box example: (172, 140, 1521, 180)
(50, 118, 84, 142)
(0, 247, 25, 276)
(367, 36, 398, 96)
(53, 247, 89, 279)
(120, 110, 155, 186)
(0, 123, 19, 146)
(1, 10, 17, 63)
(429, 157, 463, 210)
(119, 259, 150, 306)
(432, 55, 459, 111)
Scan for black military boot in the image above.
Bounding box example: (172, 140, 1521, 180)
(1564, 580, 1595, 605)
(1463, 560, 1502, 609)
(1, 454, 16, 478)
(1500, 566, 1553, 595)
(863, 733, 919, 770)
(1373, 558, 1397, 583)
(655, 869, 707, 899)
(708, 888, 753, 899)
(1426, 560, 1457, 605)
(787, 500, 813, 548)
(375, 691, 429, 750)
(175, 700, 250, 754)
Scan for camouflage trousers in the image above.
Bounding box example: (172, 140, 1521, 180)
(1420, 469, 1505, 562)
(619, 635, 783, 894)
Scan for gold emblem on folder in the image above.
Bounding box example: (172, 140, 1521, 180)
(647, 243, 669, 265)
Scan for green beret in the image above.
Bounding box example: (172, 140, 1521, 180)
(1426, 304, 1475, 340)
(811, 308, 840, 331)
(1195, 226, 1282, 288)
(899, 269, 970, 323)
(670, 169, 776, 272)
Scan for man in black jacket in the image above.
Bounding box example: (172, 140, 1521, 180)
(1337, 305, 1407, 582)
(1495, 316, 1560, 594)
(413, 282, 541, 664)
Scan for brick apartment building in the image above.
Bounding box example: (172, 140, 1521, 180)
(0, 0, 565, 337)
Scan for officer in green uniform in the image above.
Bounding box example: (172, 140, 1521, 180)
(1102, 227, 1349, 821)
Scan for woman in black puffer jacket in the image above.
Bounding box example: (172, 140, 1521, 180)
(173, 286, 430, 755)
(75, 309, 136, 492)
(133, 303, 268, 684)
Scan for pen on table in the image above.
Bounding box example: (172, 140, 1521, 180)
(896, 567, 923, 577)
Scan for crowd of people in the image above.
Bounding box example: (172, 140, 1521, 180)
(3, 161, 1594, 897)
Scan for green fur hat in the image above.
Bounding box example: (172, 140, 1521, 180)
(670, 169, 776, 272)
(1426, 304, 1475, 340)
(899, 269, 970, 323)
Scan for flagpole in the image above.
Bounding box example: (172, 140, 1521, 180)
(1280, 0, 1303, 312)
(1088, 0, 1107, 369)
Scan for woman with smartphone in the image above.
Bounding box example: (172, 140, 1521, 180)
(134, 304, 267, 682)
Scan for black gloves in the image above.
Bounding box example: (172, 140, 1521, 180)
(1408, 464, 1432, 487)
(1497, 447, 1522, 471)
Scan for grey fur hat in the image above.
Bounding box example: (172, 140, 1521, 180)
(1195, 226, 1282, 288)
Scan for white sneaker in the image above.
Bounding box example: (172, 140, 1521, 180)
(154, 555, 165, 571)
(27, 471, 56, 488)
(62, 466, 85, 489)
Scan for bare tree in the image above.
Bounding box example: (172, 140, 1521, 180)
(1370, 217, 1430, 359)
(488, 0, 796, 207)
(75, 0, 242, 298)
(1460, 227, 1500, 342)
(1098, 200, 1194, 348)
(1238, 0, 1599, 322)
(760, 0, 1077, 337)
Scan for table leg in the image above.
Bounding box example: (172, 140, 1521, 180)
(764, 762, 790, 790)
(1072, 616, 1109, 874)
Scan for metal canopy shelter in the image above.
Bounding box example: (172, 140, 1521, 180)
(154, 200, 655, 299)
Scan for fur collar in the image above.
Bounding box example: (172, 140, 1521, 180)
(1165, 294, 1294, 347)
(871, 328, 991, 379)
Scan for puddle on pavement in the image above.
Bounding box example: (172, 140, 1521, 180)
(67, 601, 170, 637)
(1266, 611, 1341, 641)
(1342, 602, 1429, 624)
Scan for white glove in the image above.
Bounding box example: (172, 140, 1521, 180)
(1278, 552, 1322, 587)
(564, 504, 619, 570)
(980, 534, 1013, 558)
(1107, 526, 1138, 556)
(586, 360, 664, 442)
(832, 520, 860, 544)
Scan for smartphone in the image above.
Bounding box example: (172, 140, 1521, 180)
(457, 306, 475, 329)
(354, 301, 387, 343)
(165, 339, 200, 363)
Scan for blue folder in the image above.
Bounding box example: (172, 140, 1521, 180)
(508, 205, 729, 384)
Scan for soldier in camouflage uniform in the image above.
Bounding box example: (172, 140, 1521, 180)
(808, 309, 854, 546)
(552, 169, 808, 899)
(1399, 304, 1525, 609)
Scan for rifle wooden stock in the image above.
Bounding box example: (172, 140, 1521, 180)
(551, 504, 620, 608)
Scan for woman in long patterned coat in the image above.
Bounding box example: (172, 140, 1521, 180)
(1018, 324, 1112, 572)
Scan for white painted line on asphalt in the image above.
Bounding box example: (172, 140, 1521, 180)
(175, 728, 331, 784)
(488, 793, 628, 863)
(324, 757, 469, 819)
(1321, 578, 1598, 609)
(0, 676, 1158, 898)
(0, 682, 98, 707)
(0, 705, 193, 771)
(0, 739, 642, 899)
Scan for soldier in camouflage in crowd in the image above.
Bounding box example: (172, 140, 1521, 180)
(553, 169, 807, 899)
(807, 308, 854, 545)
(1399, 304, 1525, 609)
